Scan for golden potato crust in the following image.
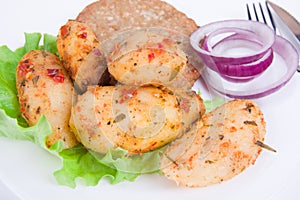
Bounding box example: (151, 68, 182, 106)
(70, 85, 205, 154)
(16, 50, 78, 148)
(107, 31, 200, 89)
(57, 20, 100, 80)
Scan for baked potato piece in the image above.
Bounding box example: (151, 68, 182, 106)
(16, 50, 78, 148)
(107, 31, 200, 89)
(160, 100, 266, 187)
(70, 85, 205, 154)
(57, 20, 110, 92)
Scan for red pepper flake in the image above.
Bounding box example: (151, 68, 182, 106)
(60, 25, 69, 39)
(233, 151, 249, 160)
(220, 142, 230, 148)
(18, 59, 32, 77)
(162, 38, 174, 44)
(79, 26, 86, 31)
(47, 69, 64, 83)
(119, 87, 137, 104)
(188, 153, 197, 163)
(47, 69, 58, 77)
(148, 52, 155, 63)
(53, 74, 65, 83)
(77, 32, 87, 39)
(157, 42, 164, 49)
(151, 142, 157, 147)
(144, 142, 158, 152)
(230, 126, 237, 132)
(19, 98, 26, 113)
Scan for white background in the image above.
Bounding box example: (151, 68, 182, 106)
(0, 0, 300, 200)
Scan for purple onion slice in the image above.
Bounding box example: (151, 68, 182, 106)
(201, 35, 298, 99)
(190, 20, 276, 82)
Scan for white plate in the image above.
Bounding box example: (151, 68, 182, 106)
(0, 0, 300, 200)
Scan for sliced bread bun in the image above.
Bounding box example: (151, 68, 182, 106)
(76, 0, 199, 42)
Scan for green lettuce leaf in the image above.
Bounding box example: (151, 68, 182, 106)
(0, 46, 22, 119)
(196, 90, 226, 113)
(54, 145, 165, 188)
(43, 33, 58, 55)
(0, 110, 51, 148)
(204, 96, 226, 113)
(24, 32, 42, 52)
(99, 146, 165, 175)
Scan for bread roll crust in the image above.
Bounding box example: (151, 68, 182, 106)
(76, 0, 199, 42)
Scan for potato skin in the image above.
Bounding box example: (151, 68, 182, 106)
(70, 85, 205, 154)
(16, 50, 78, 148)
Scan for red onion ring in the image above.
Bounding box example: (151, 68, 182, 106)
(201, 35, 299, 99)
(190, 19, 298, 98)
(202, 28, 263, 58)
(218, 48, 274, 82)
(190, 20, 275, 82)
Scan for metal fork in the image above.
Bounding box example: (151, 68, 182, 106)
(247, 2, 300, 72)
(246, 2, 276, 32)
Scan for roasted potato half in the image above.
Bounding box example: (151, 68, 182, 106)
(57, 20, 111, 92)
(16, 50, 78, 148)
(160, 100, 266, 187)
(107, 31, 200, 89)
(70, 85, 205, 154)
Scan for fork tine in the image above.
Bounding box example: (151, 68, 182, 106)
(247, 1, 277, 32)
(258, 3, 267, 24)
(246, 4, 252, 20)
(265, 1, 276, 31)
(252, 3, 259, 21)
